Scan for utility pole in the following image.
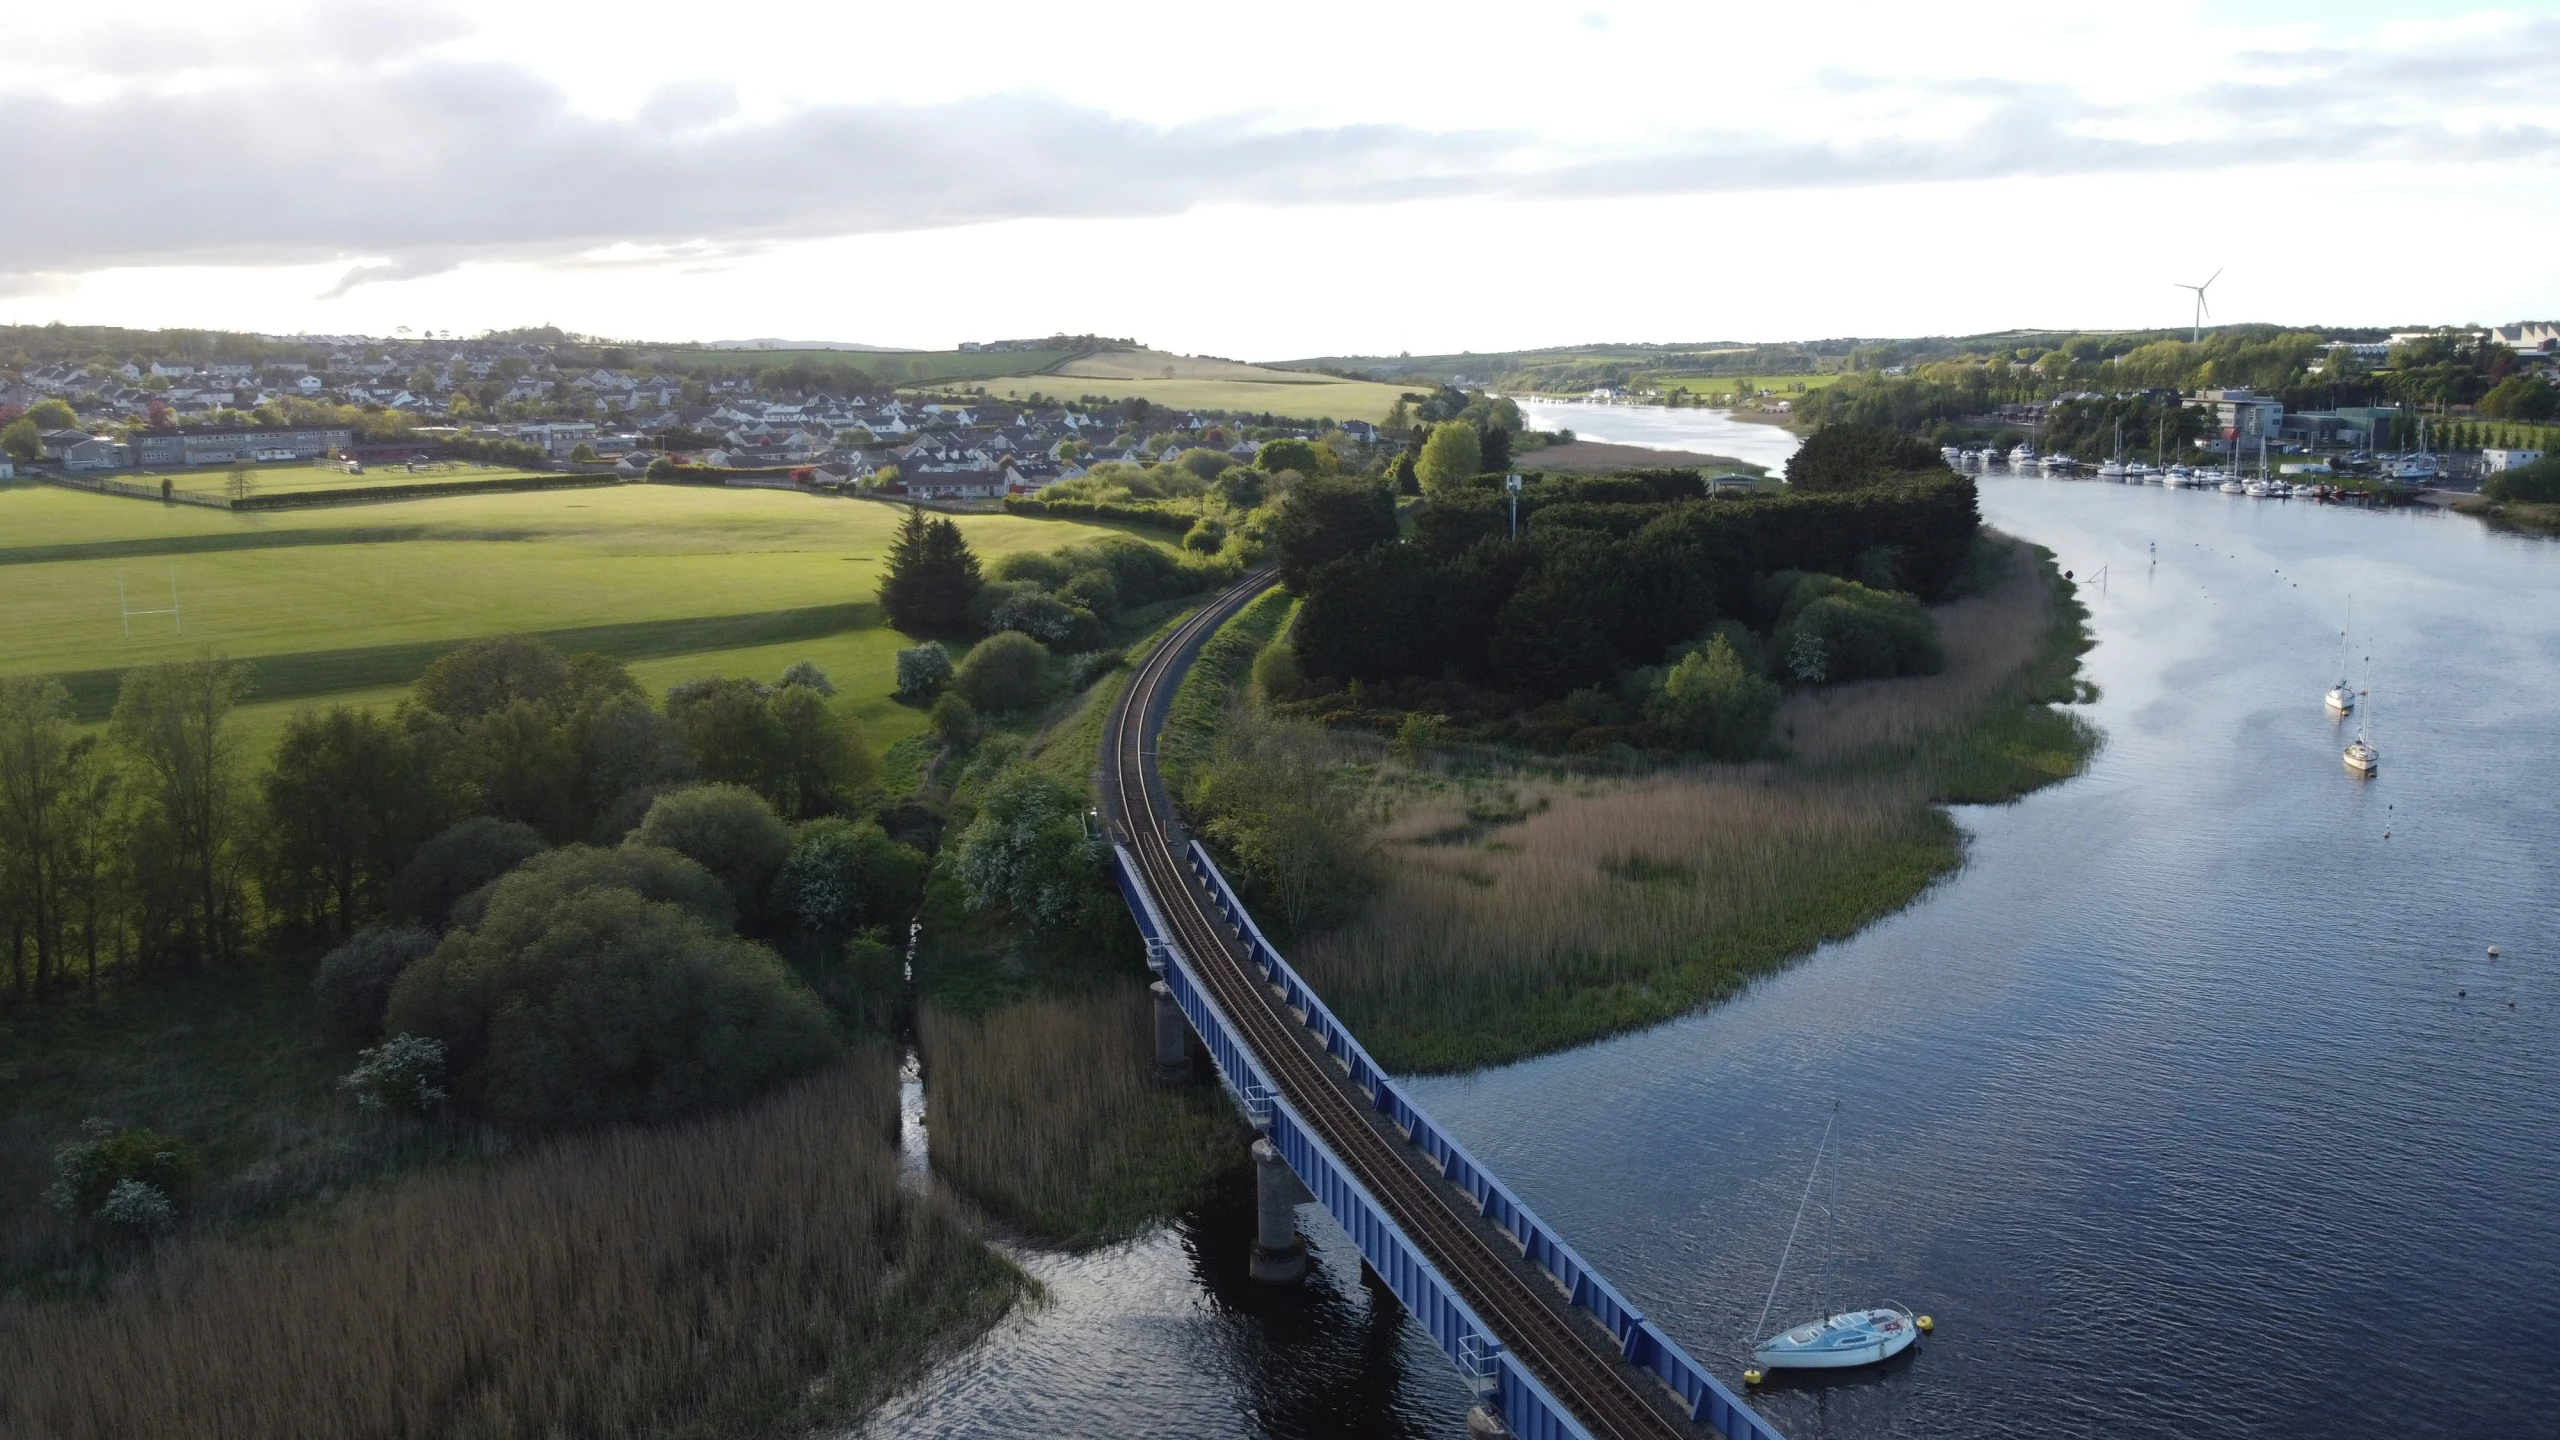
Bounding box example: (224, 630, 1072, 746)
(1506, 473, 1522, 538)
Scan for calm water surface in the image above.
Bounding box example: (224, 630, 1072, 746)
(1514, 397, 1804, 472)
(868, 447, 2560, 1439)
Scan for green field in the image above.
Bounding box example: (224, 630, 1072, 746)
(155, 460, 558, 499)
(653, 346, 1082, 387)
(0, 482, 1164, 756)
(1648, 372, 1842, 399)
(960, 350, 1414, 424)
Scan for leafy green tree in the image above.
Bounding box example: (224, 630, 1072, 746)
(1785, 423, 1949, 492)
(263, 705, 448, 937)
(390, 816, 549, 931)
(384, 884, 836, 1130)
(633, 783, 792, 924)
(25, 399, 77, 430)
(1415, 421, 1482, 494)
(895, 642, 954, 698)
(110, 659, 250, 965)
(950, 769, 1095, 929)
(877, 507, 984, 634)
(2479, 374, 2558, 422)
(771, 685, 877, 820)
(2484, 455, 2560, 503)
(931, 692, 980, 747)
(1648, 636, 1778, 759)
(312, 927, 439, 1044)
(953, 631, 1051, 714)
(1268, 476, 1397, 591)
(445, 842, 735, 935)
(0, 677, 80, 991)
(1176, 446, 1232, 482)
(416, 636, 571, 720)
(1189, 712, 1370, 934)
(775, 818, 928, 944)
(1256, 437, 1335, 477)
(2, 417, 38, 463)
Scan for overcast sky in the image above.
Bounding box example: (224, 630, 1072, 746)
(4, 0, 2554, 356)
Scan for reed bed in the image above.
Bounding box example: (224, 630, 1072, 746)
(1296, 770, 1956, 1071)
(0, 1054, 1022, 1440)
(1289, 539, 2096, 1072)
(1777, 539, 2061, 764)
(919, 987, 1245, 1246)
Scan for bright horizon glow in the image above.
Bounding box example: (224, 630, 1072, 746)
(2, 1, 2554, 355)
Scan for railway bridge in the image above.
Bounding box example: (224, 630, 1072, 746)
(1100, 572, 1785, 1440)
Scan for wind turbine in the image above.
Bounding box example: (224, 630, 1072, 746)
(2175, 269, 2222, 343)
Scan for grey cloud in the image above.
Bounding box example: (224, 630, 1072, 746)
(0, 29, 2549, 287)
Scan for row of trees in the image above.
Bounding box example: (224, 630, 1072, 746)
(0, 638, 883, 999)
(1280, 435, 1977, 703)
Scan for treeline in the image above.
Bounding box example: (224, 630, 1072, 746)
(1261, 428, 1977, 757)
(0, 639, 890, 999)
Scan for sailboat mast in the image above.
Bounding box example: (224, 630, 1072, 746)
(1751, 1104, 1841, 1345)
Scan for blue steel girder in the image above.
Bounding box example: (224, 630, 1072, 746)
(1110, 844, 1786, 1440)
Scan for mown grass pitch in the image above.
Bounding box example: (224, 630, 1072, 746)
(0, 481, 1167, 755)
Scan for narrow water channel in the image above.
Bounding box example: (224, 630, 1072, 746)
(865, 436, 2560, 1439)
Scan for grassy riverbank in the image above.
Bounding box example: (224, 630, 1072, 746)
(1245, 535, 2094, 1072)
(2454, 494, 2560, 538)
(0, 1056, 1022, 1440)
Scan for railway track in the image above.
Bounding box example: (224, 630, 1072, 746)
(1101, 572, 1692, 1440)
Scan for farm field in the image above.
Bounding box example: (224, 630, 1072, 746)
(965, 350, 1413, 423)
(160, 461, 557, 498)
(653, 345, 1081, 386)
(1648, 372, 1842, 399)
(0, 481, 1161, 755)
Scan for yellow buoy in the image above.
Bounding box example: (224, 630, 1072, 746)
(1916, 1315, 1935, 1333)
(1744, 1369, 1764, 1386)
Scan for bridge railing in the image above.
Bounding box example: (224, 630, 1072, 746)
(1113, 844, 1596, 1440)
(1177, 842, 1780, 1440)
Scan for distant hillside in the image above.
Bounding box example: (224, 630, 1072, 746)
(705, 338, 905, 352)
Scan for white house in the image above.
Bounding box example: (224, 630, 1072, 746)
(2483, 448, 2546, 473)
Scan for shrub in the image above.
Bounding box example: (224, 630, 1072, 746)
(1063, 648, 1125, 692)
(1057, 567, 1120, 622)
(632, 785, 791, 923)
(48, 1121, 200, 1222)
(94, 1179, 178, 1234)
(1183, 516, 1227, 553)
(1252, 640, 1307, 701)
(1772, 575, 1943, 683)
(895, 641, 955, 698)
(776, 660, 836, 695)
(776, 818, 930, 941)
(949, 769, 1096, 929)
(391, 817, 549, 931)
(448, 842, 735, 934)
(930, 692, 980, 747)
(1649, 635, 1779, 758)
(953, 631, 1051, 714)
(1256, 437, 1334, 477)
(985, 587, 1099, 649)
(312, 927, 439, 1044)
(338, 1033, 450, 1114)
(384, 886, 838, 1130)
(2484, 455, 2560, 504)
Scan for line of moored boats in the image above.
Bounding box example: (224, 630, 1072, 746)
(1945, 444, 2352, 499)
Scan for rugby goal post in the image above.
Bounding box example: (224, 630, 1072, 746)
(118, 568, 181, 638)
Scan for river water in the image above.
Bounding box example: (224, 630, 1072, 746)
(864, 414, 2560, 1440)
(1513, 397, 1805, 473)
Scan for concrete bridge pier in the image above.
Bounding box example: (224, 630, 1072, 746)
(1466, 1405, 1516, 1439)
(1248, 1138, 1310, 1283)
(1150, 980, 1189, 1083)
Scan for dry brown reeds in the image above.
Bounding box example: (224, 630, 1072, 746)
(0, 1053, 1021, 1440)
(1297, 769, 1954, 1071)
(920, 987, 1245, 1245)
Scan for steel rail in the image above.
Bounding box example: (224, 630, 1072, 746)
(1102, 573, 1690, 1440)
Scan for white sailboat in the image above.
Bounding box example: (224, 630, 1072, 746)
(1745, 1104, 1924, 1380)
(2344, 660, 2379, 776)
(2325, 621, 2356, 714)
